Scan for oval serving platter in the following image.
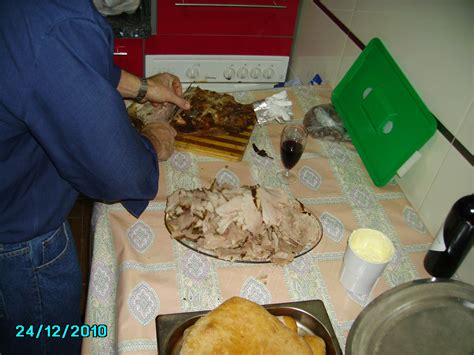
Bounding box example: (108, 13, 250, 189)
(164, 207, 323, 264)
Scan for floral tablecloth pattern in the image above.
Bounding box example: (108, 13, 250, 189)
(82, 85, 433, 355)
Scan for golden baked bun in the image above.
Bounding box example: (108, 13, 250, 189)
(180, 297, 313, 355)
(303, 335, 326, 355)
(277, 315, 298, 333)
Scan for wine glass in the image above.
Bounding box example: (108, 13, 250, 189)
(277, 124, 308, 184)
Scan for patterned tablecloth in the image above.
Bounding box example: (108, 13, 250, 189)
(82, 84, 433, 355)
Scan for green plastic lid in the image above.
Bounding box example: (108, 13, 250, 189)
(332, 38, 437, 187)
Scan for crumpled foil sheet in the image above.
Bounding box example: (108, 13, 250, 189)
(253, 90, 293, 125)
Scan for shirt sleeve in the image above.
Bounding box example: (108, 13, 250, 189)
(26, 17, 158, 217)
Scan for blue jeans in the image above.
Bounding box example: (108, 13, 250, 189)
(0, 222, 82, 355)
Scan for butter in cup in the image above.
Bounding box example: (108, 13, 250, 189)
(340, 228, 395, 295)
(349, 228, 395, 264)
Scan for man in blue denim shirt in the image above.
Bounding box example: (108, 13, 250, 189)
(0, 1, 190, 353)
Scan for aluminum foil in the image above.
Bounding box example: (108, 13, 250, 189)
(253, 90, 294, 125)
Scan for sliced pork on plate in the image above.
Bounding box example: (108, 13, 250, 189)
(165, 182, 323, 264)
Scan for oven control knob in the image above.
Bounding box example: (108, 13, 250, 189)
(250, 67, 261, 79)
(223, 67, 235, 80)
(263, 67, 274, 79)
(186, 67, 199, 80)
(237, 67, 248, 79)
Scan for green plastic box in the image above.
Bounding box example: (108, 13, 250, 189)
(332, 38, 437, 187)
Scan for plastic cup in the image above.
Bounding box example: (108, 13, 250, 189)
(339, 228, 395, 295)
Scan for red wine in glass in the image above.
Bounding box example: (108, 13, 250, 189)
(278, 124, 307, 183)
(281, 140, 304, 170)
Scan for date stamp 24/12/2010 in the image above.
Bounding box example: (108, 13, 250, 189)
(15, 324, 107, 338)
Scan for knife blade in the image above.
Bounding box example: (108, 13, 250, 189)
(167, 82, 193, 122)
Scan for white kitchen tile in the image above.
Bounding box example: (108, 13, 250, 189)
(355, 0, 419, 12)
(293, 3, 353, 57)
(355, 0, 470, 13)
(455, 247, 474, 286)
(320, 0, 357, 12)
(335, 37, 361, 86)
(455, 101, 474, 155)
(396, 131, 452, 210)
(290, 1, 353, 85)
(418, 143, 474, 236)
(288, 56, 340, 85)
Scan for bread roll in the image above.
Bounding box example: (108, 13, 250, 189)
(303, 335, 326, 355)
(180, 297, 313, 355)
(277, 315, 298, 333)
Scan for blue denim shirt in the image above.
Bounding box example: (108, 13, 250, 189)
(0, 0, 158, 242)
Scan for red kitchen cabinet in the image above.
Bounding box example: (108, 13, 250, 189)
(113, 38, 144, 77)
(157, 0, 299, 36)
(145, 0, 300, 56)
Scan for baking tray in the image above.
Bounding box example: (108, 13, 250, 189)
(346, 278, 474, 354)
(156, 299, 342, 355)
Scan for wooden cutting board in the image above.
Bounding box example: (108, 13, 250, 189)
(174, 125, 255, 161)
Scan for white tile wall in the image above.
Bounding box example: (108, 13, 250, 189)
(289, 0, 474, 284)
(396, 131, 452, 210)
(418, 144, 473, 236)
(456, 247, 474, 285)
(289, 1, 353, 85)
(336, 36, 360, 85)
(456, 101, 474, 154)
(321, 0, 356, 12)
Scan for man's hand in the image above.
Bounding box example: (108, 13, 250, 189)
(117, 70, 190, 111)
(117, 70, 188, 161)
(146, 73, 190, 110)
(141, 120, 177, 161)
